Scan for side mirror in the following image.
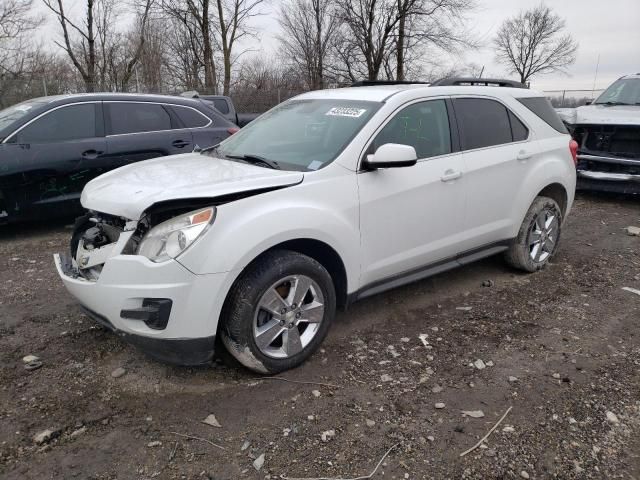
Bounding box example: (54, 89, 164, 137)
(364, 143, 418, 169)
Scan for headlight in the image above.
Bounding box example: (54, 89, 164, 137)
(137, 207, 215, 263)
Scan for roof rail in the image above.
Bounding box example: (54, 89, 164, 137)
(351, 80, 430, 87)
(430, 77, 528, 89)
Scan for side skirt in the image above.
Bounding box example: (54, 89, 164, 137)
(347, 240, 512, 305)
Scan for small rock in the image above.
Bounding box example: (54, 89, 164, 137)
(111, 367, 126, 378)
(456, 306, 472, 311)
(380, 374, 393, 382)
(307, 415, 315, 421)
(241, 440, 250, 451)
(69, 426, 86, 438)
(311, 390, 321, 398)
(427, 435, 435, 442)
(253, 453, 265, 471)
(552, 373, 561, 379)
(606, 411, 619, 425)
(202, 414, 222, 428)
(461, 410, 485, 418)
(625, 226, 640, 236)
(365, 419, 376, 427)
(486, 360, 494, 367)
(482, 280, 494, 287)
(434, 402, 446, 409)
(321, 430, 335, 442)
(520, 471, 530, 479)
(508, 376, 518, 383)
(502, 426, 515, 433)
(400, 337, 410, 343)
(431, 385, 443, 393)
(22, 355, 40, 363)
(283, 428, 291, 437)
(147, 441, 162, 447)
(33, 429, 54, 445)
(473, 359, 486, 370)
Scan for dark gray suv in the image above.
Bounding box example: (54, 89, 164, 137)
(0, 93, 237, 224)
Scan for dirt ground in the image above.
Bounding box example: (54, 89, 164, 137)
(1, 192, 639, 480)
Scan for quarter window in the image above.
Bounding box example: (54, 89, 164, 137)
(108, 102, 172, 135)
(16, 103, 97, 143)
(172, 106, 211, 128)
(372, 100, 452, 159)
(509, 111, 529, 141)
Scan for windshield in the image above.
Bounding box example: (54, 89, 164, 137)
(214, 99, 381, 171)
(0, 98, 49, 136)
(594, 78, 640, 105)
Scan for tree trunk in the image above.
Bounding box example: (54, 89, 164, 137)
(314, 0, 323, 89)
(202, 0, 217, 94)
(396, 0, 405, 81)
(86, 0, 96, 92)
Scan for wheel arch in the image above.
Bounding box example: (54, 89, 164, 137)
(537, 182, 569, 218)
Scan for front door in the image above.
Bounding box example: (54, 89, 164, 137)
(358, 98, 467, 288)
(0, 102, 106, 220)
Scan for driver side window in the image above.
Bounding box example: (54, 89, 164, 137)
(373, 99, 452, 160)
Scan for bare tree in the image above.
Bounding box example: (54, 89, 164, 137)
(278, 0, 338, 90)
(494, 4, 577, 84)
(42, 0, 154, 92)
(395, 0, 475, 80)
(215, 0, 264, 95)
(334, 0, 402, 81)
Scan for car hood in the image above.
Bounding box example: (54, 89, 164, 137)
(81, 153, 304, 220)
(557, 104, 640, 126)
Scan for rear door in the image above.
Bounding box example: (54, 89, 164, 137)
(168, 104, 230, 149)
(452, 96, 535, 250)
(0, 102, 105, 219)
(104, 101, 193, 169)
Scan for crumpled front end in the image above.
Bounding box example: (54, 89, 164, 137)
(54, 212, 230, 365)
(569, 124, 640, 193)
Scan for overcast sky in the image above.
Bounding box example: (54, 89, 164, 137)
(38, 0, 640, 92)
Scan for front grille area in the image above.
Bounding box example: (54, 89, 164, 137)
(574, 124, 640, 159)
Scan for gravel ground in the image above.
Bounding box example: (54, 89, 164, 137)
(1, 192, 639, 480)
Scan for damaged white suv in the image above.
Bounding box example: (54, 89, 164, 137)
(55, 79, 577, 373)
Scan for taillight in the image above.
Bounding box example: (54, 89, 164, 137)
(227, 127, 240, 135)
(569, 139, 578, 166)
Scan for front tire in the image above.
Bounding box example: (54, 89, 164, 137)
(505, 196, 563, 272)
(220, 250, 336, 374)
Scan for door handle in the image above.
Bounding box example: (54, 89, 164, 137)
(81, 149, 103, 159)
(517, 150, 532, 161)
(440, 169, 462, 182)
(172, 140, 190, 148)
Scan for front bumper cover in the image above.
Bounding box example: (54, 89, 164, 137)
(576, 153, 640, 194)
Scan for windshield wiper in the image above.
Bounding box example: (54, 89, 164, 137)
(595, 101, 632, 106)
(224, 153, 281, 170)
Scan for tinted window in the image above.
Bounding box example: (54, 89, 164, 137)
(373, 100, 451, 159)
(509, 111, 529, 141)
(108, 102, 171, 135)
(454, 98, 512, 150)
(517, 97, 568, 133)
(213, 99, 230, 114)
(17, 103, 96, 143)
(0, 99, 49, 135)
(172, 105, 210, 128)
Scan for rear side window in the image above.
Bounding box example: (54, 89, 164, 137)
(517, 97, 568, 133)
(213, 99, 230, 114)
(16, 103, 96, 143)
(108, 102, 171, 135)
(373, 99, 452, 159)
(453, 98, 512, 149)
(172, 105, 211, 128)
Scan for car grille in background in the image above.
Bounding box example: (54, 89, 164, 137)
(574, 124, 640, 159)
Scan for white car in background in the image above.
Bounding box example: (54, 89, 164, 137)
(55, 78, 577, 373)
(557, 73, 640, 194)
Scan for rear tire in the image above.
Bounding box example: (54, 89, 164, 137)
(505, 196, 562, 272)
(220, 250, 336, 374)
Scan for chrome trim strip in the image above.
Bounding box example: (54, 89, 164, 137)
(2, 101, 101, 144)
(578, 170, 640, 182)
(578, 153, 640, 166)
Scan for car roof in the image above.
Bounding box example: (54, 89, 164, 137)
(621, 73, 640, 80)
(296, 84, 544, 103)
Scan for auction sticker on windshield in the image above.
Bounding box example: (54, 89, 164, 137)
(326, 107, 367, 118)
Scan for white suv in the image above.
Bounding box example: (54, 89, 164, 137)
(54, 79, 577, 373)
